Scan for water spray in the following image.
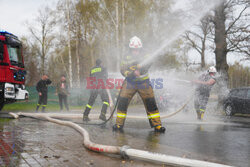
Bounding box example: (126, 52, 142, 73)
(172, 79, 192, 84)
(139, 0, 222, 68)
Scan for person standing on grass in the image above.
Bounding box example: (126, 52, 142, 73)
(56, 75, 70, 111)
(36, 74, 52, 112)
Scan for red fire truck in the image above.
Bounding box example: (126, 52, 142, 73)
(0, 30, 29, 111)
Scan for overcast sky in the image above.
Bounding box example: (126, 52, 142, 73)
(0, 0, 58, 37)
(0, 0, 248, 66)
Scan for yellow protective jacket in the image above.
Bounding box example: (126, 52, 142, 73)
(120, 54, 151, 82)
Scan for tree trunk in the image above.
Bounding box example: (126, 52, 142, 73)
(121, 0, 125, 58)
(67, 0, 73, 88)
(214, 1, 229, 108)
(201, 39, 205, 69)
(116, 0, 120, 71)
(214, 2, 229, 81)
(59, 54, 69, 78)
(76, 38, 81, 88)
(90, 45, 95, 67)
(41, 30, 45, 75)
(41, 44, 45, 75)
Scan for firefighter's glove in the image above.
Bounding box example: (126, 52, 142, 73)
(125, 64, 141, 77)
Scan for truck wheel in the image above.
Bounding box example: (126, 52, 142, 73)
(0, 96, 4, 111)
(0, 92, 4, 111)
(225, 104, 234, 116)
(0, 103, 3, 111)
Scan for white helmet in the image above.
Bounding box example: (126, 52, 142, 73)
(208, 66, 217, 73)
(129, 36, 142, 49)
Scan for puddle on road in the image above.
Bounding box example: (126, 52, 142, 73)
(0, 119, 24, 167)
(0, 118, 164, 167)
(0, 114, 249, 167)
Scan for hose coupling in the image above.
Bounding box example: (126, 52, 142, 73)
(120, 145, 130, 159)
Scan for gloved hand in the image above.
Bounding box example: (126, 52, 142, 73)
(128, 64, 140, 77)
(134, 70, 140, 77)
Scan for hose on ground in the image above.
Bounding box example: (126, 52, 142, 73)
(10, 112, 120, 154)
(9, 112, 233, 167)
(13, 92, 194, 123)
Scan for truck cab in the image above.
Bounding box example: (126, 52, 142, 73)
(0, 30, 29, 111)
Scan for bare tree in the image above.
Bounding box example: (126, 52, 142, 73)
(213, 0, 249, 108)
(21, 37, 40, 86)
(184, 16, 213, 69)
(213, 0, 249, 83)
(28, 6, 56, 75)
(226, 1, 250, 60)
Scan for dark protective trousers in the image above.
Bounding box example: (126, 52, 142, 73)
(116, 80, 162, 128)
(36, 92, 48, 112)
(194, 90, 209, 114)
(58, 94, 69, 111)
(84, 89, 109, 117)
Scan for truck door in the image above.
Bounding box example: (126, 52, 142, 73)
(0, 41, 5, 80)
(0, 41, 5, 109)
(0, 41, 3, 59)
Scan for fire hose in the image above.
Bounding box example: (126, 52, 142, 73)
(9, 112, 233, 167)
(8, 78, 230, 166)
(82, 78, 193, 125)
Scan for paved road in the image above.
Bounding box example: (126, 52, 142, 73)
(0, 109, 249, 167)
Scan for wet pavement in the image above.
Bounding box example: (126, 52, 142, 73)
(0, 108, 249, 167)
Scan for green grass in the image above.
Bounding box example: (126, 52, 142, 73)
(2, 102, 84, 112)
(1, 101, 105, 112)
(1, 86, 118, 112)
(0, 118, 12, 123)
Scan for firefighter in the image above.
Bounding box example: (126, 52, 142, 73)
(112, 36, 165, 133)
(36, 74, 52, 112)
(193, 66, 217, 120)
(83, 59, 109, 122)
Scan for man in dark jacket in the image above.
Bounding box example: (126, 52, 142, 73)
(56, 75, 69, 111)
(36, 74, 52, 112)
(193, 66, 217, 120)
(83, 59, 109, 122)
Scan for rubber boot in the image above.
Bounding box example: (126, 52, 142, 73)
(83, 107, 91, 122)
(83, 115, 90, 122)
(41, 107, 46, 113)
(197, 111, 204, 120)
(196, 111, 201, 120)
(99, 114, 107, 121)
(112, 124, 123, 132)
(200, 112, 204, 120)
(154, 125, 166, 133)
(99, 104, 107, 121)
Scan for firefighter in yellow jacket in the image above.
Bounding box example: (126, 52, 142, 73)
(113, 36, 165, 133)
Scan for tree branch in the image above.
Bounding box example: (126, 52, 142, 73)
(226, 6, 248, 34)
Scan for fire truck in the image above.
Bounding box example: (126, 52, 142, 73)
(0, 30, 29, 111)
